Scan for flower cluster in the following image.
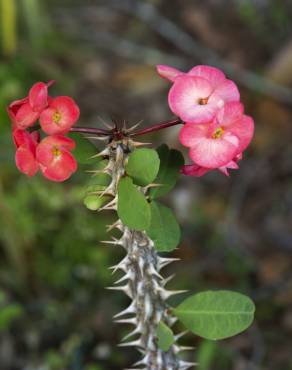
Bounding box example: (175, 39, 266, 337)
(157, 64, 254, 176)
(8, 82, 79, 182)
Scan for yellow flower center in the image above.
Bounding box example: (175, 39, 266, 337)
(198, 97, 209, 105)
(52, 147, 61, 157)
(53, 111, 62, 124)
(212, 127, 224, 139)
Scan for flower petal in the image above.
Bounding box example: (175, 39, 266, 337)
(189, 133, 239, 168)
(156, 65, 183, 82)
(216, 102, 244, 127)
(40, 150, 77, 182)
(15, 145, 39, 176)
(188, 65, 226, 88)
(40, 96, 80, 135)
(210, 79, 240, 103)
(168, 75, 216, 123)
(230, 115, 254, 153)
(29, 82, 48, 112)
(180, 164, 210, 177)
(179, 123, 209, 148)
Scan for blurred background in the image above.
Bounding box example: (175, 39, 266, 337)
(1, 0, 292, 369)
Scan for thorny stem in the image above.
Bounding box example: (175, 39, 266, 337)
(68, 118, 183, 138)
(97, 138, 195, 370)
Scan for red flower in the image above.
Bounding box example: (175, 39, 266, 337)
(36, 135, 77, 182)
(39, 96, 80, 135)
(8, 81, 53, 130)
(13, 129, 40, 176)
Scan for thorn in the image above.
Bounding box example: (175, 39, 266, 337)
(174, 331, 188, 341)
(89, 147, 110, 159)
(114, 271, 133, 284)
(114, 317, 137, 325)
(84, 135, 109, 141)
(113, 302, 136, 319)
(158, 257, 180, 270)
(109, 256, 129, 274)
(130, 140, 151, 147)
(162, 274, 175, 286)
(100, 237, 120, 246)
(118, 339, 142, 348)
(179, 360, 198, 369)
(98, 116, 114, 129)
(106, 284, 132, 298)
(106, 220, 123, 232)
(126, 120, 143, 133)
(160, 289, 188, 300)
(144, 183, 164, 191)
(121, 326, 141, 341)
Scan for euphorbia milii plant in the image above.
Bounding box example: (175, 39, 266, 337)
(7, 65, 256, 370)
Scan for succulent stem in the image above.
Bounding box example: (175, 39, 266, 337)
(95, 138, 194, 370)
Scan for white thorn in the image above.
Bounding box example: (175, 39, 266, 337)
(174, 331, 188, 341)
(162, 274, 175, 286)
(126, 120, 143, 133)
(179, 360, 198, 369)
(109, 256, 129, 274)
(160, 289, 188, 300)
(113, 302, 136, 319)
(89, 147, 110, 158)
(114, 317, 137, 325)
(98, 116, 114, 129)
(118, 339, 143, 348)
(158, 257, 180, 270)
(114, 270, 134, 284)
(121, 326, 141, 341)
(106, 284, 132, 298)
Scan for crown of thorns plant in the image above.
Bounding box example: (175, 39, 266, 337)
(7, 65, 255, 370)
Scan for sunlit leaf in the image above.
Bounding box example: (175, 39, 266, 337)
(117, 177, 151, 230)
(174, 290, 255, 340)
(126, 148, 160, 186)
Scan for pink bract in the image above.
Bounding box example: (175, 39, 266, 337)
(39, 96, 80, 135)
(157, 64, 240, 124)
(36, 134, 77, 182)
(179, 102, 254, 169)
(13, 129, 40, 176)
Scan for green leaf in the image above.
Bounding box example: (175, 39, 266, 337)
(149, 144, 184, 199)
(84, 194, 112, 211)
(174, 290, 255, 340)
(146, 201, 181, 252)
(156, 321, 175, 351)
(117, 177, 151, 230)
(126, 148, 160, 186)
(69, 132, 97, 164)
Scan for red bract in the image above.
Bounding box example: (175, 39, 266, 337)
(8, 81, 53, 130)
(36, 135, 77, 182)
(39, 96, 80, 135)
(13, 129, 40, 176)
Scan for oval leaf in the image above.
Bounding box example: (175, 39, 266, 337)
(150, 144, 184, 199)
(126, 148, 160, 186)
(146, 201, 181, 252)
(156, 321, 175, 351)
(174, 290, 255, 340)
(117, 177, 151, 230)
(69, 132, 97, 164)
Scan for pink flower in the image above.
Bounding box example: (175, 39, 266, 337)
(181, 153, 242, 177)
(157, 65, 240, 124)
(8, 81, 53, 129)
(36, 135, 77, 182)
(39, 96, 80, 135)
(179, 102, 254, 171)
(13, 129, 40, 176)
